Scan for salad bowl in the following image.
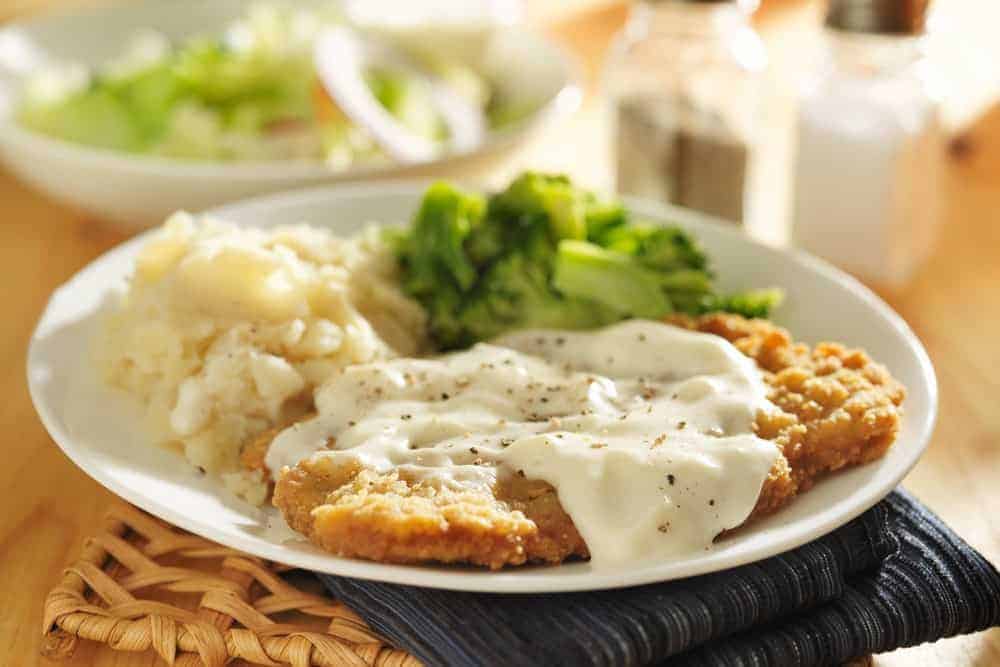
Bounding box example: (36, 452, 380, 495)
(0, 0, 579, 228)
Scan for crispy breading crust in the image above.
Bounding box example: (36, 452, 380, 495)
(275, 462, 586, 569)
(268, 315, 905, 569)
(672, 313, 906, 516)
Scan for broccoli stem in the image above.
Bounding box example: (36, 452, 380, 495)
(553, 240, 672, 318)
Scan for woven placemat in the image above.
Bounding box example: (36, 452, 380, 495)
(41, 503, 421, 666)
(41, 503, 879, 667)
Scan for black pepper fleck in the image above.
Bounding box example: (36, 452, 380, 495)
(667, 474, 676, 485)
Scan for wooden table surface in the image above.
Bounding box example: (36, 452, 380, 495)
(2, 1, 998, 666)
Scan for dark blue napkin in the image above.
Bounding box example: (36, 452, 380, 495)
(319, 490, 1000, 666)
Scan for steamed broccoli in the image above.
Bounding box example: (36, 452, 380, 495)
(552, 241, 671, 318)
(392, 172, 782, 349)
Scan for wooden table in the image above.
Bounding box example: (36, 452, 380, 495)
(2, 1, 997, 665)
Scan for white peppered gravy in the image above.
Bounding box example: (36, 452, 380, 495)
(266, 319, 780, 566)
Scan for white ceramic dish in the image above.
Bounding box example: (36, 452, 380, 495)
(0, 0, 579, 229)
(27, 184, 937, 593)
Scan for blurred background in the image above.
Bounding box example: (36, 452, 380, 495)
(2, 0, 998, 292)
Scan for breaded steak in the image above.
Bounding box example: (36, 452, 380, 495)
(266, 315, 904, 569)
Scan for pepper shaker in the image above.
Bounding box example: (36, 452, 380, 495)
(606, 0, 767, 229)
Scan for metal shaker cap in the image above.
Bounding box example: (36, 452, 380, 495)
(825, 0, 929, 35)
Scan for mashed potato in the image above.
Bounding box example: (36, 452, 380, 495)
(98, 212, 428, 504)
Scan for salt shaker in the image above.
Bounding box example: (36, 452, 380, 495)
(791, 0, 943, 287)
(606, 0, 767, 228)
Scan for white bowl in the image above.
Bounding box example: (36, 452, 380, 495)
(0, 0, 580, 229)
(27, 183, 937, 593)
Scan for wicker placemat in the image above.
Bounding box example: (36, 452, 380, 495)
(41, 503, 880, 667)
(41, 503, 420, 666)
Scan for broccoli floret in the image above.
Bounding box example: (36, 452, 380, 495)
(488, 172, 587, 242)
(394, 172, 782, 349)
(598, 223, 708, 272)
(455, 248, 618, 344)
(583, 196, 628, 242)
(698, 288, 785, 319)
(397, 181, 483, 295)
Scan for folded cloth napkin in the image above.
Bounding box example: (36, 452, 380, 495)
(319, 489, 1000, 667)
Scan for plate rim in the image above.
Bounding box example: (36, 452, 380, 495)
(27, 182, 938, 593)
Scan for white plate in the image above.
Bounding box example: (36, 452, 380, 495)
(0, 0, 579, 229)
(27, 184, 937, 593)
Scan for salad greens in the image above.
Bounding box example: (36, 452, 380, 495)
(17, 6, 520, 164)
(392, 172, 783, 349)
